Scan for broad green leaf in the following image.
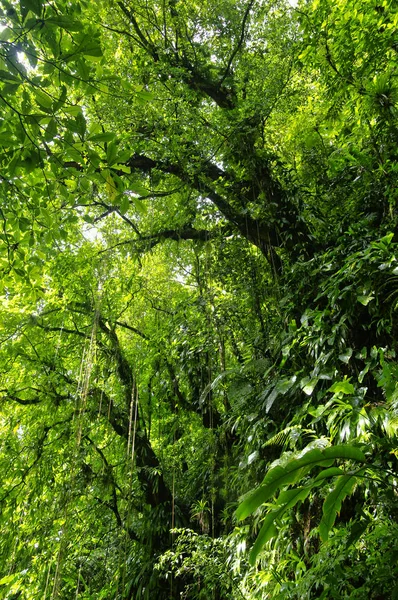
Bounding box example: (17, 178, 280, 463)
(63, 106, 83, 117)
(0, 130, 16, 145)
(249, 486, 311, 564)
(45, 16, 83, 31)
(131, 196, 147, 215)
(107, 141, 118, 166)
(0, 28, 13, 42)
(236, 445, 365, 521)
(89, 132, 116, 143)
(314, 466, 344, 482)
(34, 89, 53, 110)
(329, 380, 355, 395)
(346, 517, 370, 548)
(119, 195, 130, 215)
(129, 182, 148, 196)
(136, 90, 155, 104)
(319, 472, 360, 541)
(44, 118, 57, 141)
(0, 70, 20, 82)
(114, 164, 131, 174)
(357, 295, 374, 306)
(378, 232, 394, 246)
(75, 112, 86, 137)
(301, 377, 318, 396)
(338, 348, 353, 363)
(53, 85, 67, 112)
(2, 83, 21, 95)
(81, 41, 103, 58)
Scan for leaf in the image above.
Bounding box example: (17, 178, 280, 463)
(131, 196, 147, 215)
(0, 70, 20, 82)
(0, 574, 18, 585)
(247, 451, 259, 465)
(34, 89, 53, 110)
(89, 132, 116, 143)
(44, 118, 57, 141)
(0, 28, 13, 42)
(264, 376, 297, 412)
(63, 105, 83, 117)
(249, 486, 312, 564)
(136, 90, 154, 104)
(358, 363, 370, 383)
(199, 370, 236, 405)
(45, 16, 83, 31)
(235, 445, 365, 521)
(357, 295, 374, 306)
(119, 195, 130, 215)
(338, 348, 353, 363)
(379, 232, 394, 246)
(329, 380, 355, 395)
(301, 377, 318, 396)
(20, 0, 42, 19)
(113, 164, 131, 174)
(75, 111, 86, 137)
(2, 83, 21, 95)
(263, 426, 300, 449)
(53, 85, 67, 112)
(314, 466, 344, 482)
(106, 141, 118, 166)
(81, 40, 103, 58)
(106, 173, 117, 201)
(319, 472, 360, 541)
(345, 517, 370, 548)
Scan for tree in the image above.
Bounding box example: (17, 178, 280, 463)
(0, 0, 397, 598)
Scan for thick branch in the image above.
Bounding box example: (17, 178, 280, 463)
(1, 392, 41, 405)
(64, 152, 290, 268)
(133, 226, 226, 252)
(124, 154, 286, 257)
(30, 315, 87, 338)
(115, 321, 149, 339)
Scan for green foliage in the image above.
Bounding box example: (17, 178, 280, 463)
(236, 444, 366, 562)
(156, 529, 241, 600)
(0, 0, 397, 597)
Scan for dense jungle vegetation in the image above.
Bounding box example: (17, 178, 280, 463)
(0, 0, 397, 597)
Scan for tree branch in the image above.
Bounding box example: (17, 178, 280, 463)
(219, 0, 255, 86)
(115, 321, 149, 340)
(1, 392, 41, 405)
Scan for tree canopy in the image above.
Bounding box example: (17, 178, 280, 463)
(0, 0, 398, 598)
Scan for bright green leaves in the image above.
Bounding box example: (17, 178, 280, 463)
(329, 379, 355, 396)
(236, 444, 366, 563)
(236, 444, 365, 520)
